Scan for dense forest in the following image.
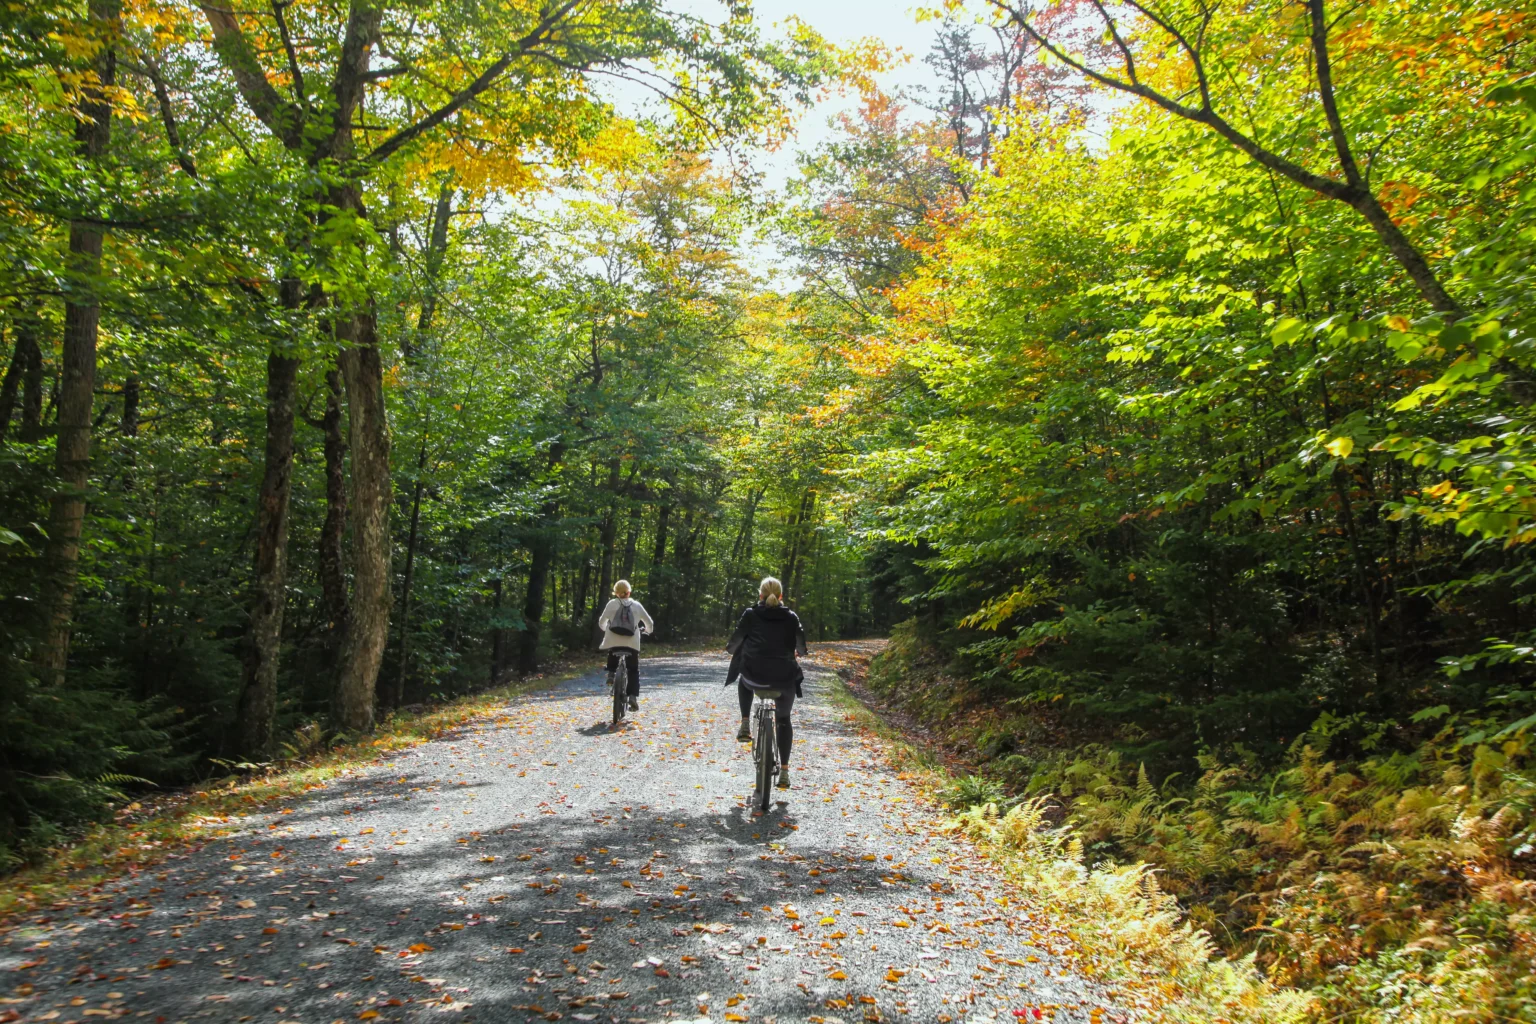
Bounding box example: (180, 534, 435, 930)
(3, 0, 1536, 1019)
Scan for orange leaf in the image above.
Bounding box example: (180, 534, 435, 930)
(573, 943, 589, 953)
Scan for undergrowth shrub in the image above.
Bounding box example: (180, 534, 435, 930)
(954, 799, 1313, 1024)
(870, 625, 1536, 1024)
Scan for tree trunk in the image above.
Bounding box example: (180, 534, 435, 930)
(394, 445, 426, 709)
(119, 373, 138, 490)
(35, 0, 117, 682)
(652, 503, 669, 570)
(334, 307, 392, 733)
(592, 459, 620, 625)
(489, 576, 503, 685)
(518, 442, 566, 675)
(19, 312, 44, 443)
(518, 506, 557, 674)
(236, 343, 301, 758)
(317, 363, 350, 663)
(789, 491, 816, 603)
(0, 324, 38, 444)
(620, 504, 641, 580)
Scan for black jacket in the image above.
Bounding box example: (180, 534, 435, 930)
(725, 603, 808, 695)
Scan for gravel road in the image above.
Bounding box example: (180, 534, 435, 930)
(1, 645, 1117, 1024)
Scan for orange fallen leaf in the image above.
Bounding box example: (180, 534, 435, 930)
(573, 943, 589, 953)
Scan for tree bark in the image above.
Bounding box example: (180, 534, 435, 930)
(236, 340, 301, 758)
(518, 442, 566, 675)
(594, 459, 621, 615)
(19, 312, 44, 443)
(119, 373, 138, 490)
(335, 307, 392, 732)
(35, 0, 117, 682)
(394, 433, 427, 708)
(317, 363, 350, 666)
(489, 576, 503, 685)
(0, 325, 36, 444)
(620, 503, 641, 580)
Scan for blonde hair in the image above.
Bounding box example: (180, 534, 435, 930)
(613, 579, 632, 598)
(758, 576, 783, 608)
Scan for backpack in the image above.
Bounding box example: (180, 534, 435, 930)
(609, 599, 637, 637)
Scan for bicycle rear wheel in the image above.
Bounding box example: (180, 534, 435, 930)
(610, 659, 626, 727)
(752, 705, 777, 813)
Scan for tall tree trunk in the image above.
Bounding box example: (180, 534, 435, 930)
(789, 490, 816, 603)
(317, 363, 350, 670)
(0, 329, 18, 442)
(652, 503, 669, 571)
(393, 437, 427, 709)
(19, 312, 44, 443)
(0, 310, 43, 444)
(620, 504, 641, 580)
(518, 508, 557, 674)
(518, 442, 565, 674)
(594, 459, 620, 617)
(35, 0, 117, 682)
(393, 184, 451, 706)
(334, 306, 392, 732)
(119, 373, 138, 490)
(489, 576, 503, 685)
(236, 340, 301, 758)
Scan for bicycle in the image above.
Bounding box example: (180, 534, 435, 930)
(606, 628, 645, 730)
(747, 688, 784, 813)
(607, 649, 632, 729)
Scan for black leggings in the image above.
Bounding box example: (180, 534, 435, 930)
(606, 649, 639, 696)
(737, 683, 795, 764)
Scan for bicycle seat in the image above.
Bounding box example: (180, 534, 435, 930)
(755, 689, 782, 700)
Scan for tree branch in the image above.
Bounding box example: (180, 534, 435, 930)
(1307, 0, 1362, 187)
(198, 3, 305, 149)
(270, 0, 308, 109)
(125, 54, 197, 176)
(364, 0, 583, 166)
(987, 0, 1463, 316)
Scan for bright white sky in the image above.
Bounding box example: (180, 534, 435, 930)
(749, 0, 945, 180)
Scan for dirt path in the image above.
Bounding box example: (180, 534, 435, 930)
(0, 644, 1113, 1024)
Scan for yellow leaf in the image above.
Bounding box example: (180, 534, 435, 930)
(828, 970, 847, 980)
(1326, 437, 1354, 458)
(359, 1013, 379, 1021)
(820, 916, 836, 925)
(725, 1015, 748, 1022)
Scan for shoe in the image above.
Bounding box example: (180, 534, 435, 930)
(735, 720, 751, 742)
(628, 697, 639, 711)
(776, 768, 790, 790)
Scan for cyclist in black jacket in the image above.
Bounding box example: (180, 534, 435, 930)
(726, 576, 808, 789)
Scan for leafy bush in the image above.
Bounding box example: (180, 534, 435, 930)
(870, 628, 1536, 1024)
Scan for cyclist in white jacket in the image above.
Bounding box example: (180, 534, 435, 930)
(597, 580, 656, 710)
